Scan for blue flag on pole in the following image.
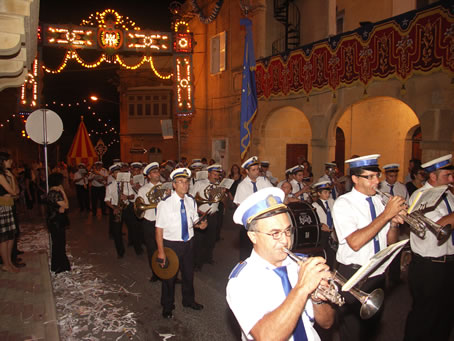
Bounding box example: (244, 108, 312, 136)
(240, 18, 257, 160)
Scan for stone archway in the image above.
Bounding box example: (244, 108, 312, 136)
(258, 106, 312, 180)
(336, 96, 419, 180)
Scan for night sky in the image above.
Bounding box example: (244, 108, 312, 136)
(38, 0, 175, 164)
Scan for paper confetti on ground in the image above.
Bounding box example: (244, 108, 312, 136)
(18, 221, 139, 340)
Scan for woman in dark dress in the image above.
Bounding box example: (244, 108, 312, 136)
(46, 173, 70, 273)
(0, 152, 20, 273)
(228, 164, 243, 200)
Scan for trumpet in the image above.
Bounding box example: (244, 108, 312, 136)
(374, 188, 452, 243)
(195, 183, 225, 204)
(283, 247, 384, 320)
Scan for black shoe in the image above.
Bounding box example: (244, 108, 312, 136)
(162, 308, 174, 319)
(17, 250, 24, 255)
(16, 257, 23, 263)
(117, 252, 125, 259)
(183, 302, 204, 310)
(13, 261, 26, 268)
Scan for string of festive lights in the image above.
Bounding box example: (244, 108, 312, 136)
(42, 51, 172, 79)
(21, 58, 39, 107)
(81, 9, 140, 31)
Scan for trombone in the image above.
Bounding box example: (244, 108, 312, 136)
(374, 187, 451, 243)
(283, 247, 384, 320)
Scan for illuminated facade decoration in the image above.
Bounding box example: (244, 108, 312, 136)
(44, 25, 96, 48)
(20, 58, 39, 107)
(24, 8, 194, 120)
(174, 56, 193, 116)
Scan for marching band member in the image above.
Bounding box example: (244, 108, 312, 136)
(379, 163, 409, 201)
(124, 162, 145, 255)
(188, 161, 203, 189)
(260, 161, 277, 186)
(280, 181, 300, 204)
(88, 161, 108, 216)
(234, 156, 273, 260)
(104, 164, 126, 258)
(277, 167, 295, 189)
(318, 162, 341, 199)
(311, 180, 336, 267)
(290, 165, 310, 201)
(190, 164, 225, 270)
(155, 168, 207, 319)
(403, 154, 454, 341)
(332, 154, 405, 341)
(73, 163, 89, 212)
(137, 162, 163, 282)
(227, 187, 335, 341)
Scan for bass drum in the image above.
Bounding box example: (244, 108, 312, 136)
(287, 201, 321, 249)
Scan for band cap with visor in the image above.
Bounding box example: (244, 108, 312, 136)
(422, 154, 454, 173)
(170, 167, 191, 180)
(242, 156, 259, 169)
(143, 162, 159, 175)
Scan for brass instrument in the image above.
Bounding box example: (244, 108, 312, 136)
(283, 247, 384, 320)
(195, 183, 225, 205)
(374, 187, 451, 243)
(134, 184, 167, 219)
(114, 181, 127, 223)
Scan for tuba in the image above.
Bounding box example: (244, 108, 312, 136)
(374, 188, 452, 243)
(134, 184, 167, 219)
(195, 183, 225, 205)
(283, 247, 384, 320)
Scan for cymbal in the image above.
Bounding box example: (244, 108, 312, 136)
(151, 247, 179, 280)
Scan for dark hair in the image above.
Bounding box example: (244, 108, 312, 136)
(0, 152, 10, 175)
(49, 172, 64, 187)
(230, 164, 241, 177)
(350, 166, 381, 177)
(410, 165, 425, 180)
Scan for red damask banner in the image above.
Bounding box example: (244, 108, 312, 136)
(256, 4, 454, 99)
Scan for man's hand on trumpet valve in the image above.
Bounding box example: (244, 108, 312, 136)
(381, 195, 406, 222)
(295, 256, 332, 301)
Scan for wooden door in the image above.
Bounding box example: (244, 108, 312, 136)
(286, 144, 308, 169)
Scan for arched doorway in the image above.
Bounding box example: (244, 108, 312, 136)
(411, 127, 422, 160)
(336, 96, 419, 181)
(259, 106, 312, 180)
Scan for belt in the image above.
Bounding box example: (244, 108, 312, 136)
(413, 252, 454, 263)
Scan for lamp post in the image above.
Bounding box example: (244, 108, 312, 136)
(89, 95, 119, 105)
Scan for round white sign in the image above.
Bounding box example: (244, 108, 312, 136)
(25, 109, 63, 145)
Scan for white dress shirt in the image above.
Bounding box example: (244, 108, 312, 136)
(233, 176, 272, 205)
(88, 168, 108, 187)
(226, 250, 320, 341)
(156, 192, 199, 241)
(333, 187, 390, 276)
(104, 179, 133, 206)
(74, 169, 88, 186)
(312, 198, 335, 227)
(137, 181, 162, 221)
(290, 179, 310, 201)
(409, 182, 454, 257)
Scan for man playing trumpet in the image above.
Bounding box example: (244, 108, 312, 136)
(332, 154, 405, 341)
(227, 187, 334, 341)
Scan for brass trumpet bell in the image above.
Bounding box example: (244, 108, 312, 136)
(134, 197, 157, 219)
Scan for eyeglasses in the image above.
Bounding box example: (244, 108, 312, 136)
(356, 173, 381, 180)
(255, 226, 295, 240)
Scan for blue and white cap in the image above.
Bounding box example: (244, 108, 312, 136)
(285, 167, 293, 175)
(170, 167, 191, 180)
(94, 161, 103, 166)
(312, 180, 332, 190)
(190, 162, 203, 170)
(109, 164, 121, 172)
(130, 162, 143, 169)
(241, 156, 259, 169)
(422, 154, 453, 173)
(345, 154, 380, 169)
(261, 161, 270, 167)
(292, 165, 304, 174)
(233, 187, 287, 229)
(143, 162, 159, 175)
(325, 162, 337, 168)
(383, 163, 400, 172)
(191, 158, 202, 164)
(207, 164, 222, 172)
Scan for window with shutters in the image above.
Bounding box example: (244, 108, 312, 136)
(127, 90, 171, 118)
(210, 31, 226, 74)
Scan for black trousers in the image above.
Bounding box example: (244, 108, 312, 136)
(49, 221, 70, 273)
(216, 202, 224, 241)
(337, 263, 385, 341)
(143, 219, 157, 270)
(161, 239, 195, 310)
(91, 186, 106, 215)
(109, 207, 125, 257)
(124, 203, 143, 253)
(194, 213, 218, 267)
(76, 185, 89, 211)
(403, 254, 454, 341)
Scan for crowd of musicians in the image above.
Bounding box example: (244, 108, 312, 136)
(4, 151, 451, 340)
